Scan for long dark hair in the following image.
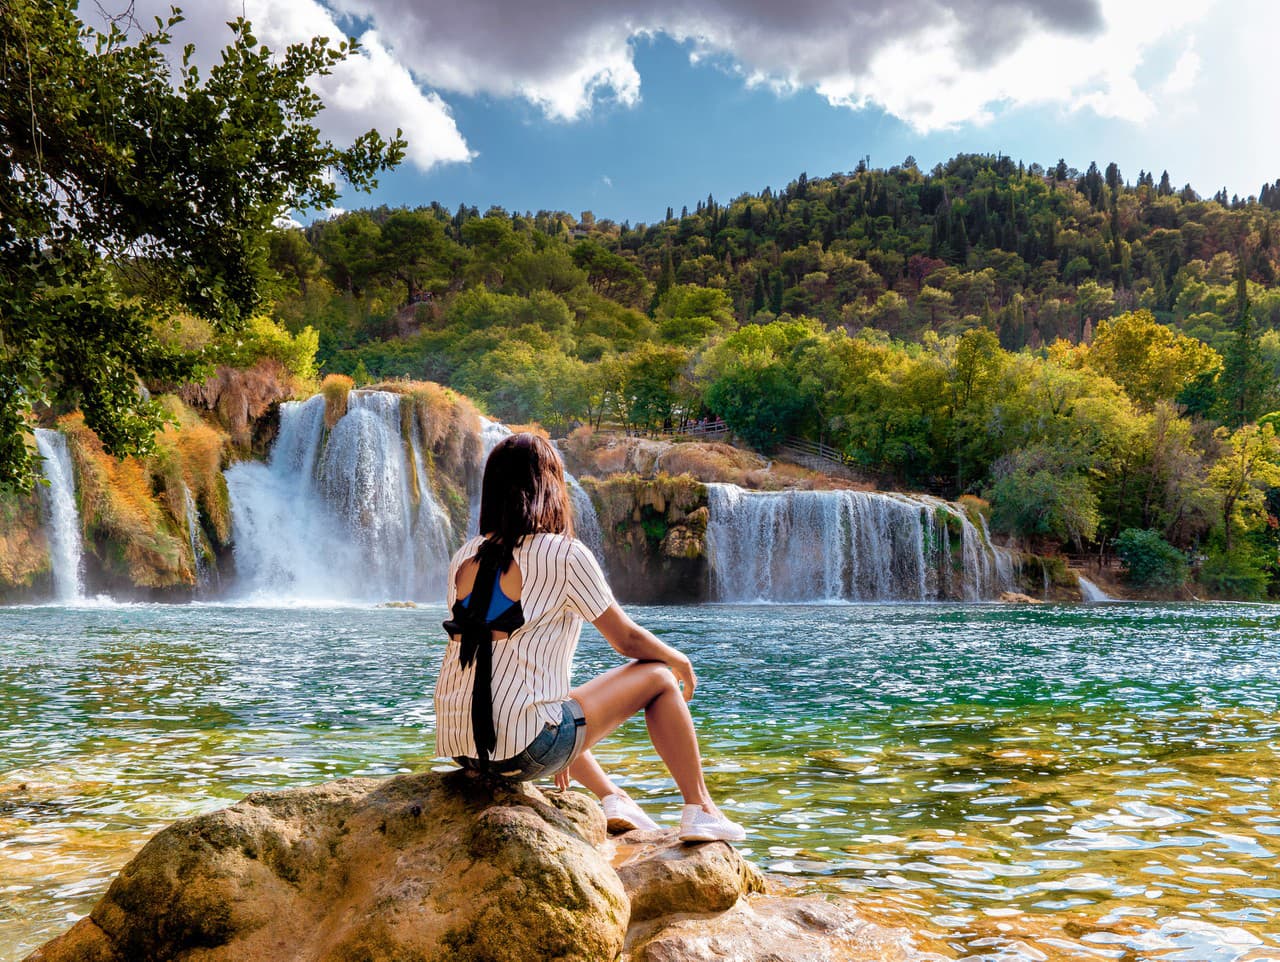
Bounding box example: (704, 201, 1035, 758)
(476, 433, 574, 570)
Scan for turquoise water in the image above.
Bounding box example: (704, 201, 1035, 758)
(1, 602, 1278, 960)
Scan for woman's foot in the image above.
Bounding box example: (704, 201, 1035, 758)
(679, 803, 747, 843)
(602, 792, 660, 833)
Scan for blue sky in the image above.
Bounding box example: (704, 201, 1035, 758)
(109, 0, 1280, 226)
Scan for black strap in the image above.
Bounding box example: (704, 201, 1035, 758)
(442, 553, 525, 763)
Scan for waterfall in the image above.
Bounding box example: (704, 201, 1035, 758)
(34, 429, 85, 602)
(183, 484, 212, 592)
(566, 473, 606, 566)
(1077, 576, 1113, 602)
(705, 483, 1014, 602)
(226, 391, 457, 603)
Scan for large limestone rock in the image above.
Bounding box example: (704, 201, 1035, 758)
(26, 771, 627, 962)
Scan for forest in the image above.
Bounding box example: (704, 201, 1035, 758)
(254, 155, 1280, 598)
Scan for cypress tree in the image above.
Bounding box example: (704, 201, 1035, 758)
(1220, 263, 1269, 427)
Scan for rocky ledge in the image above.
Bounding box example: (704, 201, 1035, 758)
(27, 771, 927, 962)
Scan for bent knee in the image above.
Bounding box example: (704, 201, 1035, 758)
(633, 660, 677, 695)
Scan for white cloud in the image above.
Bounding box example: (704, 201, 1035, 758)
(323, 0, 1214, 133)
(84, 0, 472, 172)
(602, 175, 614, 188)
(1162, 43, 1201, 97)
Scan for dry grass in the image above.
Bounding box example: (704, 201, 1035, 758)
(321, 374, 354, 429)
(658, 442, 767, 483)
(181, 360, 295, 447)
(505, 422, 550, 440)
(61, 413, 189, 588)
(150, 396, 233, 545)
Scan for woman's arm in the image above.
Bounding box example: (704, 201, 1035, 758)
(590, 604, 697, 701)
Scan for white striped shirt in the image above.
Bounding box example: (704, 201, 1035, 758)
(434, 533, 614, 760)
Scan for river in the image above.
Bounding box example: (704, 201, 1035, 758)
(1, 601, 1277, 960)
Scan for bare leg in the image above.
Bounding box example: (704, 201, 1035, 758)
(566, 750, 617, 799)
(570, 660, 716, 812)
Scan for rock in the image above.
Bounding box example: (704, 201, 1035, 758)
(998, 591, 1044, 604)
(624, 895, 929, 962)
(26, 772, 627, 962)
(611, 831, 765, 922)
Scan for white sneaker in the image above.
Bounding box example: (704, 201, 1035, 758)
(679, 804, 747, 843)
(602, 793, 660, 833)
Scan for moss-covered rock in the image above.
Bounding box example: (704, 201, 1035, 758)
(581, 473, 709, 603)
(0, 485, 51, 598)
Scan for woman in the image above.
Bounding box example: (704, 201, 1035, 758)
(434, 433, 745, 842)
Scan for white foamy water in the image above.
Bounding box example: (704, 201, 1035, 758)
(226, 391, 456, 603)
(34, 429, 84, 602)
(705, 483, 1015, 602)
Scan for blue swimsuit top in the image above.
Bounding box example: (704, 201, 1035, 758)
(459, 571, 517, 621)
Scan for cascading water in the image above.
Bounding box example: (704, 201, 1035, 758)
(226, 391, 457, 603)
(705, 483, 1014, 602)
(1077, 576, 1113, 602)
(566, 474, 606, 565)
(183, 484, 212, 592)
(34, 429, 85, 602)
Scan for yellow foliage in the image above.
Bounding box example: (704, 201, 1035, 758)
(1083, 309, 1222, 407)
(151, 396, 233, 545)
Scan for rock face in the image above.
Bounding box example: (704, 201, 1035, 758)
(26, 771, 628, 962)
(578, 474, 709, 603)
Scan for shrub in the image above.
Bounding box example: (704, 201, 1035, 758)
(1114, 528, 1188, 588)
(1199, 546, 1270, 600)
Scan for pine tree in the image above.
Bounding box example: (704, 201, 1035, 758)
(1158, 170, 1173, 196)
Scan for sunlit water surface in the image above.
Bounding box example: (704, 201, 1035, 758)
(1, 602, 1278, 961)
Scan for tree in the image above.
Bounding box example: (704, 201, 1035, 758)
(1218, 265, 1271, 427)
(1207, 423, 1280, 552)
(0, 2, 403, 488)
(1085, 310, 1222, 407)
(377, 210, 456, 303)
(654, 285, 736, 347)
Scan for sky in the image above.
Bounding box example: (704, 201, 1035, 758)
(90, 0, 1280, 225)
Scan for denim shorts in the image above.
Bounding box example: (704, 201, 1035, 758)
(454, 698, 587, 781)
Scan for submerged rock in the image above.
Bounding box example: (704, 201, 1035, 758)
(26, 772, 627, 962)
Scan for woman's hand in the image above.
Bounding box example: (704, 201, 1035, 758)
(669, 654, 697, 702)
(554, 769, 571, 791)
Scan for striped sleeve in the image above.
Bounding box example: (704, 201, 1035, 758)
(563, 538, 614, 620)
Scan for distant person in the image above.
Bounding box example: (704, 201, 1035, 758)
(434, 433, 745, 842)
